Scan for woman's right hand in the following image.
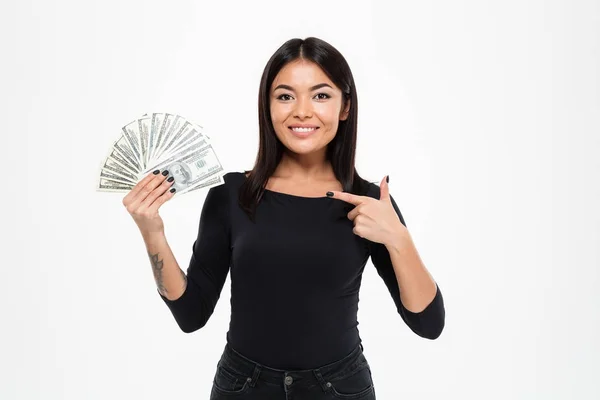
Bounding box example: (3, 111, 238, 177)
(122, 169, 176, 236)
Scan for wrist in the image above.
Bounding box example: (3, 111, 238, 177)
(140, 229, 166, 244)
(384, 225, 412, 253)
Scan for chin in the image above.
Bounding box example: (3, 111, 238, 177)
(289, 148, 320, 155)
(286, 142, 327, 155)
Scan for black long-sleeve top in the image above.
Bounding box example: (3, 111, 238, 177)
(159, 171, 445, 370)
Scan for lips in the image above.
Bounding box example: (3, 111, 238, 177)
(288, 126, 319, 138)
(289, 124, 319, 129)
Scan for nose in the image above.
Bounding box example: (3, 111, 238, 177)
(293, 96, 312, 119)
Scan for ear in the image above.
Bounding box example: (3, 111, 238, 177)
(339, 98, 351, 121)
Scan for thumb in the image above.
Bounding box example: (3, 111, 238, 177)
(379, 175, 390, 202)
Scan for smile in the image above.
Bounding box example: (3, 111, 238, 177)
(288, 126, 319, 138)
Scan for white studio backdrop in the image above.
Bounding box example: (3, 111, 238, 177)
(1, 0, 598, 399)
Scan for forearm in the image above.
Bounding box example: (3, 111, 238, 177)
(142, 231, 187, 301)
(386, 230, 437, 313)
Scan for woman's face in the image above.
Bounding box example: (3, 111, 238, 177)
(270, 59, 349, 157)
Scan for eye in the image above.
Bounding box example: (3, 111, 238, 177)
(276, 94, 293, 101)
(315, 93, 331, 100)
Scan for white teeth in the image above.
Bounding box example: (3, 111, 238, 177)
(291, 127, 316, 132)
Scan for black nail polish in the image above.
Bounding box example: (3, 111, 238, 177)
(167, 176, 174, 182)
(162, 170, 169, 176)
(170, 188, 176, 193)
(386, 175, 389, 183)
(326, 191, 334, 197)
(153, 170, 160, 175)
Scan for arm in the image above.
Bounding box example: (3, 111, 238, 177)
(370, 194, 445, 339)
(157, 182, 232, 333)
(144, 232, 187, 301)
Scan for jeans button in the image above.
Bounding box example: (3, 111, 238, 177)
(284, 376, 293, 385)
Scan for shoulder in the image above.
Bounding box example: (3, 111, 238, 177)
(204, 171, 245, 201)
(222, 171, 247, 186)
(363, 180, 383, 200)
(212, 171, 246, 190)
(201, 172, 247, 219)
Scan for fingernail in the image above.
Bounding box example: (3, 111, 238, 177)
(170, 188, 176, 193)
(153, 170, 160, 175)
(326, 191, 334, 197)
(386, 175, 389, 183)
(167, 176, 174, 182)
(162, 170, 169, 176)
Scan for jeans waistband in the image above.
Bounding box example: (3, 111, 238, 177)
(220, 342, 366, 386)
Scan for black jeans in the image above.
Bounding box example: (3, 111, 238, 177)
(210, 342, 376, 399)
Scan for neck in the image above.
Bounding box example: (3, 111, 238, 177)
(274, 150, 333, 181)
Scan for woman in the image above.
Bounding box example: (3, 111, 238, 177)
(123, 37, 445, 399)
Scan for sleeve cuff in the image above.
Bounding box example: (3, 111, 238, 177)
(400, 283, 445, 339)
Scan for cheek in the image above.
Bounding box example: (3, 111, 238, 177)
(314, 104, 342, 125)
(270, 105, 288, 126)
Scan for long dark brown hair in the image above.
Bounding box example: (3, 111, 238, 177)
(239, 37, 371, 221)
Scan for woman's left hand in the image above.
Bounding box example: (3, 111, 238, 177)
(327, 175, 408, 246)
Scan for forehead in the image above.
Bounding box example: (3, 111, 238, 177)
(271, 59, 338, 91)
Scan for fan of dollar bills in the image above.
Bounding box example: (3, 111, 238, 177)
(97, 113, 225, 195)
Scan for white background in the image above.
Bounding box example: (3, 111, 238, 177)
(1, 0, 599, 398)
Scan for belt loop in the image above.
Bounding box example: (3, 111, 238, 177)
(313, 368, 330, 392)
(249, 364, 262, 387)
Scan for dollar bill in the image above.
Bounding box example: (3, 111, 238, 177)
(100, 155, 140, 182)
(151, 112, 175, 163)
(156, 120, 192, 162)
(161, 123, 205, 159)
(99, 132, 141, 177)
(97, 177, 134, 192)
(121, 119, 142, 169)
(145, 139, 224, 193)
(152, 123, 207, 166)
(111, 134, 141, 173)
(137, 116, 150, 169)
(145, 136, 208, 172)
(163, 125, 207, 161)
(177, 173, 224, 195)
(147, 113, 165, 167)
(99, 168, 137, 185)
(154, 114, 186, 159)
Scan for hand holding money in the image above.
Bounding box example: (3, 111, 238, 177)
(97, 112, 226, 196)
(122, 170, 176, 236)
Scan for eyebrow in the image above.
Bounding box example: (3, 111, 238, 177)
(273, 83, 333, 92)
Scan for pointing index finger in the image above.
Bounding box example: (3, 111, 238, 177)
(326, 190, 367, 205)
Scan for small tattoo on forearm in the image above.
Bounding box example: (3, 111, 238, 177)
(148, 252, 167, 294)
